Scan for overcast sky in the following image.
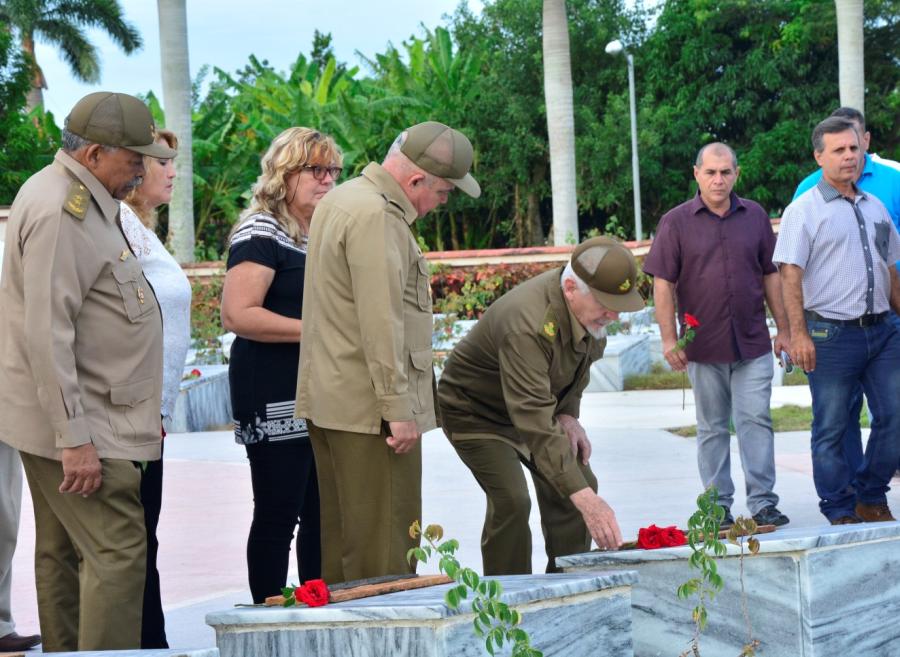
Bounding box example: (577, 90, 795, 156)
(34, 0, 482, 123)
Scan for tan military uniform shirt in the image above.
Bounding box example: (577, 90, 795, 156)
(437, 268, 605, 497)
(295, 163, 437, 434)
(0, 150, 163, 461)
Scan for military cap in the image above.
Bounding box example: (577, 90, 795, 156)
(400, 121, 480, 198)
(66, 92, 176, 158)
(571, 236, 645, 312)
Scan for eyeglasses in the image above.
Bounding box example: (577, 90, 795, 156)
(302, 165, 342, 181)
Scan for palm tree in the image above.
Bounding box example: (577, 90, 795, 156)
(157, 0, 193, 263)
(542, 0, 578, 246)
(834, 0, 864, 112)
(0, 0, 142, 111)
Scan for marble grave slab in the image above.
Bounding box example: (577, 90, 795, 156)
(207, 572, 637, 657)
(558, 522, 900, 657)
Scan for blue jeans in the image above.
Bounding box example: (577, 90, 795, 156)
(807, 317, 900, 521)
(839, 310, 900, 475)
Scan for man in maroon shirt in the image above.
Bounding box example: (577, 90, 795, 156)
(643, 142, 791, 528)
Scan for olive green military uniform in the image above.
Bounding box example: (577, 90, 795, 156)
(0, 150, 163, 651)
(438, 268, 605, 574)
(295, 163, 437, 584)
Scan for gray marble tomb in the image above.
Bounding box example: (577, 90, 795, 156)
(206, 572, 637, 657)
(558, 522, 900, 657)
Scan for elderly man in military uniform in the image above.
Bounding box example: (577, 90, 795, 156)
(0, 92, 172, 652)
(438, 237, 643, 574)
(296, 121, 480, 584)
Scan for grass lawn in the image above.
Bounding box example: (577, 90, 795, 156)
(668, 404, 871, 437)
(624, 362, 810, 390)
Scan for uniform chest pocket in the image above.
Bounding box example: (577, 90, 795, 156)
(415, 257, 432, 312)
(111, 259, 154, 322)
(874, 221, 892, 263)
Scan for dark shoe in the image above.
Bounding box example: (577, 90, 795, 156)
(719, 506, 735, 529)
(830, 515, 862, 525)
(753, 505, 790, 527)
(855, 501, 896, 522)
(0, 631, 42, 651)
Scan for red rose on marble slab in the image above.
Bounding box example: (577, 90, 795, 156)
(296, 579, 329, 607)
(637, 525, 663, 549)
(660, 526, 687, 547)
(637, 524, 687, 549)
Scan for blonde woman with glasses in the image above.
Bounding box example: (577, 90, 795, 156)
(221, 127, 342, 603)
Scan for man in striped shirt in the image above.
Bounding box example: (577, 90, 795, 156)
(774, 116, 900, 525)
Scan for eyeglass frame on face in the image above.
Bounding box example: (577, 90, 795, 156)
(301, 164, 342, 182)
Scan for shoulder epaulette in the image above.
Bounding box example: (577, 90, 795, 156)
(63, 181, 89, 220)
(540, 306, 558, 342)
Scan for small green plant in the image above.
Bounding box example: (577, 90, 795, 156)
(725, 518, 761, 657)
(676, 487, 727, 657)
(408, 521, 542, 657)
(436, 274, 504, 319)
(433, 312, 465, 367)
(190, 276, 227, 364)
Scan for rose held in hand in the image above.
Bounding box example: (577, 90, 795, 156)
(296, 579, 329, 607)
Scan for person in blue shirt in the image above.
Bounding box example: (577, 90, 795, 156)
(793, 107, 900, 478)
(794, 107, 900, 228)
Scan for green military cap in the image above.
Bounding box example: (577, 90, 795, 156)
(66, 92, 176, 158)
(400, 121, 481, 198)
(571, 236, 645, 312)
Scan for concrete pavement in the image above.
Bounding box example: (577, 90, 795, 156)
(11, 385, 897, 651)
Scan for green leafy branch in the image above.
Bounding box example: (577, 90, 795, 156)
(725, 518, 761, 657)
(676, 487, 727, 657)
(408, 521, 542, 657)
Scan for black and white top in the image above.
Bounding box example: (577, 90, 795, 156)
(227, 213, 308, 444)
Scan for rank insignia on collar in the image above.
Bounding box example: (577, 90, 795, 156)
(120, 249, 130, 261)
(543, 321, 557, 338)
(618, 278, 632, 292)
(63, 181, 89, 220)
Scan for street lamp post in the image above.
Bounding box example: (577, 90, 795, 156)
(605, 39, 643, 241)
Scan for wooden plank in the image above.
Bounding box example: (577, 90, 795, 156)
(264, 574, 453, 607)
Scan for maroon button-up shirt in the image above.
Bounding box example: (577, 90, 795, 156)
(643, 192, 776, 364)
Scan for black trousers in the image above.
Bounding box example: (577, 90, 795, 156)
(245, 439, 321, 603)
(140, 442, 167, 649)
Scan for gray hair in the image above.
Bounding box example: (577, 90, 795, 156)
(561, 262, 590, 295)
(812, 117, 857, 152)
(695, 142, 737, 169)
(61, 127, 119, 154)
(830, 106, 865, 132)
(385, 131, 407, 158)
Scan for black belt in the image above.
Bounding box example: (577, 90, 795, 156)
(805, 310, 887, 327)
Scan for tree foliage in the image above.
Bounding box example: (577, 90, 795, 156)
(0, 0, 142, 108)
(3, 0, 899, 254)
(0, 28, 58, 203)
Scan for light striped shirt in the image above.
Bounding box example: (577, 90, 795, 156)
(773, 178, 900, 320)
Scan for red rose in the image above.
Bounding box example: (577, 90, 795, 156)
(191, 368, 202, 377)
(659, 526, 687, 547)
(297, 579, 329, 607)
(637, 525, 662, 549)
(684, 313, 700, 329)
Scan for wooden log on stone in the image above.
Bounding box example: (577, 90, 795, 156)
(264, 574, 453, 607)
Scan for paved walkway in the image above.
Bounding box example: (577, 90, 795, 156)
(10, 386, 898, 651)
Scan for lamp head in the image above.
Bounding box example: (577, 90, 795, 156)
(605, 39, 624, 55)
